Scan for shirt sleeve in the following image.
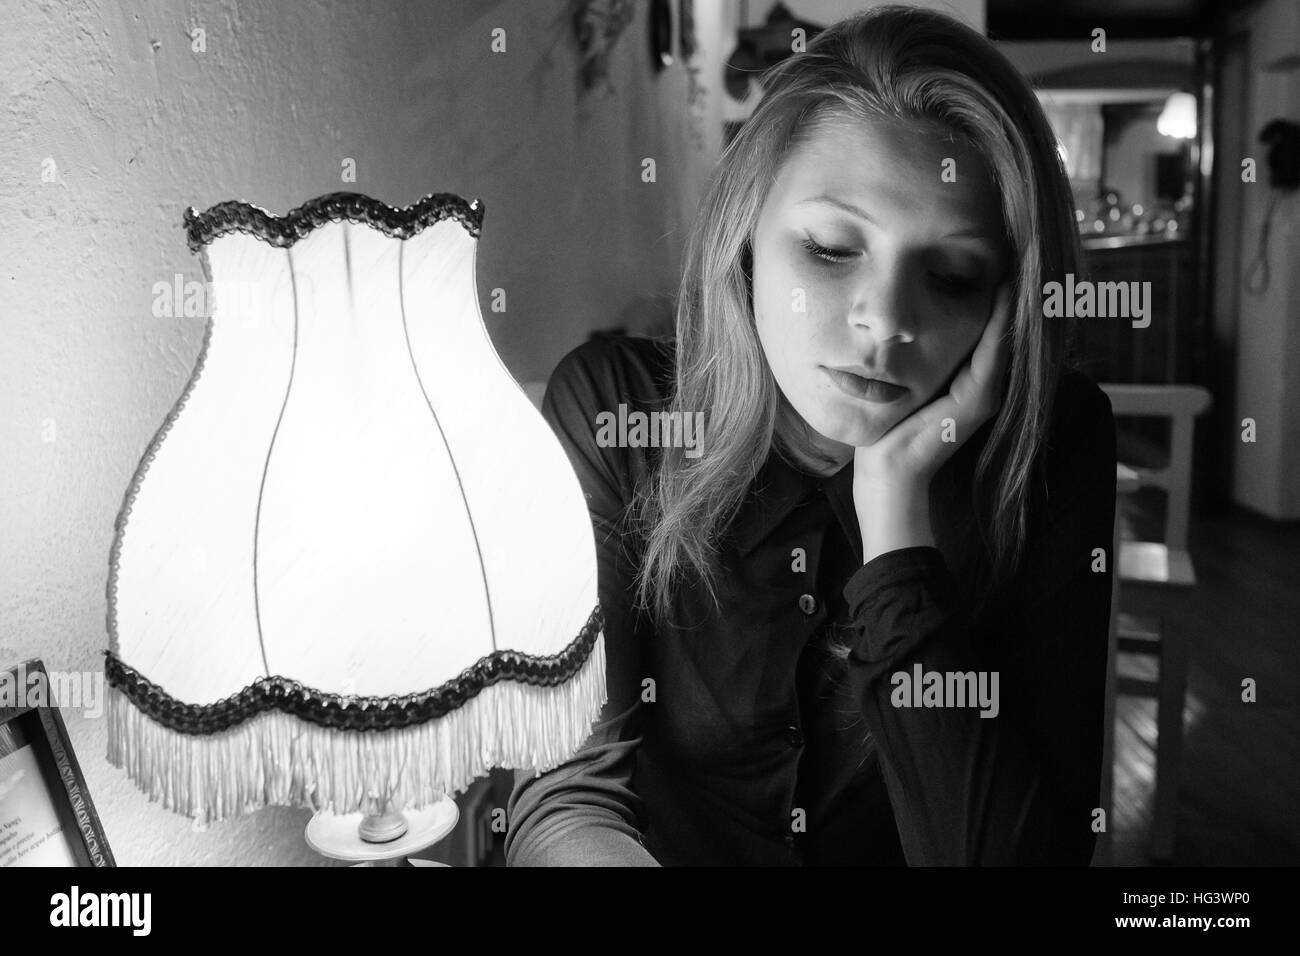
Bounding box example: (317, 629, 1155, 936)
(841, 380, 1117, 865)
(504, 342, 661, 867)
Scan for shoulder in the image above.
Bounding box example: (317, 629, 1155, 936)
(1046, 369, 1116, 464)
(1051, 369, 1114, 437)
(539, 335, 677, 518)
(543, 334, 676, 430)
(1039, 369, 1117, 511)
(546, 334, 675, 406)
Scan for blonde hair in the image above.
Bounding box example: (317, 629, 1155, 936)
(627, 5, 1081, 629)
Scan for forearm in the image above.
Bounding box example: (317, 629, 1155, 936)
(504, 702, 662, 867)
(844, 548, 1102, 865)
(505, 773, 661, 867)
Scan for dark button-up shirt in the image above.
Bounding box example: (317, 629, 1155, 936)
(506, 334, 1116, 866)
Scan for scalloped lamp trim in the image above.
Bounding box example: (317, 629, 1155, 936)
(182, 191, 484, 253)
(104, 603, 603, 735)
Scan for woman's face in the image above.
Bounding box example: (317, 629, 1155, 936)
(752, 113, 1009, 462)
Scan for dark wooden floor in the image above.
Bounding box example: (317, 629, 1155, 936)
(1109, 495, 1300, 866)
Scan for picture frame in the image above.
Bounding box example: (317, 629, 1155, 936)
(0, 659, 115, 867)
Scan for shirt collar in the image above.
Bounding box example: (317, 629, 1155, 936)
(729, 448, 861, 559)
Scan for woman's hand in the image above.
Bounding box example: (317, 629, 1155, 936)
(852, 282, 1014, 563)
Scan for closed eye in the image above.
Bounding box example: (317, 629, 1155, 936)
(802, 235, 987, 296)
(801, 237, 856, 263)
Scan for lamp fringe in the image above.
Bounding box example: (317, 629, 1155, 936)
(106, 634, 606, 824)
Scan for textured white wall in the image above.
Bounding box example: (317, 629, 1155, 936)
(1226, 0, 1300, 518)
(0, 0, 727, 865)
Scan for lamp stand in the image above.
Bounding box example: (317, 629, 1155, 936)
(304, 796, 459, 865)
(358, 809, 409, 843)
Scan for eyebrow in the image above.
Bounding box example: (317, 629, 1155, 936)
(797, 195, 878, 225)
(795, 194, 1002, 242)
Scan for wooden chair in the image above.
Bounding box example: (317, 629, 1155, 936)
(1094, 462, 1140, 866)
(1098, 384, 1212, 863)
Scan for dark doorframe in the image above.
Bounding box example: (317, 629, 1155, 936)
(1198, 28, 1250, 513)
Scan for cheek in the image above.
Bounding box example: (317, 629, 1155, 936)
(755, 258, 819, 357)
(919, 319, 985, 387)
(766, 260, 845, 335)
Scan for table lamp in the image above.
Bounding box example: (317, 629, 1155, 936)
(103, 192, 605, 862)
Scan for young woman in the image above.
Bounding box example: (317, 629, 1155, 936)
(506, 5, 1116, 866)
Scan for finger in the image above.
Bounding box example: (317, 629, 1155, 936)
(880, 282, 1014, 447)
(946, 282, 1012, 418)
(969, 281, 1014, 390)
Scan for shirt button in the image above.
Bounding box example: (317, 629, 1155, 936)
(798, 593, 817, 615)
(784, 725, 803, 748)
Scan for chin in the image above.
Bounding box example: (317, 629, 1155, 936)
(806, 405, 898, 449)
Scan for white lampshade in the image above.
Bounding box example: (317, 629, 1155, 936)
(105, 193, 605, 826)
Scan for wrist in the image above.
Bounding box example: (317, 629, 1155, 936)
(857, 482, 934, 564)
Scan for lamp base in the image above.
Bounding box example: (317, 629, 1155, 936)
(305, 797, 459, 864)
(358, 810, 409, 843)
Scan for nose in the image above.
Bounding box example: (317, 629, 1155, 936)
(849, 262, 916, 344)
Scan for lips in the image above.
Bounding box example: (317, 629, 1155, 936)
(821, 366, 908, 403)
